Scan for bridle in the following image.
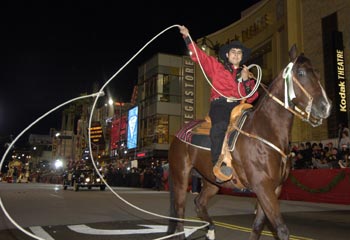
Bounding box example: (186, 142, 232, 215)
(261, 57, 323, 127)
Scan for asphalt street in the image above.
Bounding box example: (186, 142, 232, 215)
(0, 183, 350, 239)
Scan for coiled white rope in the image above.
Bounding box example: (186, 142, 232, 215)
(0, 24, 209, 240)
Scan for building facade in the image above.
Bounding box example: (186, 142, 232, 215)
(22, 0, 350, 173)
(194, 0, 349, 142)
(133, 0, 350, 167)
(136, 53, 185, 167)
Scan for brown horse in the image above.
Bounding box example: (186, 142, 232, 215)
(166, 45, 332, 240)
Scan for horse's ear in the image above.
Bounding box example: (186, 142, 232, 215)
(289, 44, 298, 62)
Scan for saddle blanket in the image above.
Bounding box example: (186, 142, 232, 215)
(175, 120, 211, 150)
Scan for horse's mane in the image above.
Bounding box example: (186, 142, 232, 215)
(252, 70, 283, 111)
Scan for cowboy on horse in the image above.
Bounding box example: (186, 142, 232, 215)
(179, 25, 259, 183)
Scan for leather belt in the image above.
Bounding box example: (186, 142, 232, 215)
(212, 97, 237, 102)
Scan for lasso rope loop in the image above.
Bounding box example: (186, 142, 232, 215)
(0, 93, 106, 240)
(0, 24, 209, 240)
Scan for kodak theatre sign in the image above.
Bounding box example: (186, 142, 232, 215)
(336, 49, 347, 113)
(332, 31, 348, 125)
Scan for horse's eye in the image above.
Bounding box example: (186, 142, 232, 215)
(297, 70, 306, 77)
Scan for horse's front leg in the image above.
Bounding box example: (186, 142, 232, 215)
(253, 184, 289, 240)
(249, 201, 267, 240)
(193, 180, 219, 240)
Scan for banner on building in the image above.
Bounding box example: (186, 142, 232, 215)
(110, 116, 127, 150)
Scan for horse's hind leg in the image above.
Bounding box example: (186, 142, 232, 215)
(193, 180, 219, 240)
(249, 201, 267, 240)
(167, 142, 192, 239)
(167, 176, 190, 239)
(167, 175, 179, 236)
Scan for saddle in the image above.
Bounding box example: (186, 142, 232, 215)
(176, 101, 253, 185)
(213, 101, 253, 184)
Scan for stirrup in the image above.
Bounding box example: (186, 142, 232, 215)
(213, 165, 232, 182)
(213, 155, 232, 182)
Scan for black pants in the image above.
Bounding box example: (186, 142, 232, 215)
(209, 98, 239, 166)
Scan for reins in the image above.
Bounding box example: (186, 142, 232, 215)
(233, 125, 288, 159)
(232, 60, 317, 165)
(260, 74, 315, 126)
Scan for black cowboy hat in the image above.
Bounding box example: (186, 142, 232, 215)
(218, 40, 251, 64)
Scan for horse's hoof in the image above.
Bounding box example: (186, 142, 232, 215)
(206, 229, 215, 240)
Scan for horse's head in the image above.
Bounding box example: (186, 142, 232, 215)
(285, 44, 332, 127)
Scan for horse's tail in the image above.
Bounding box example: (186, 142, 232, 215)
(166, 170, 177, 234)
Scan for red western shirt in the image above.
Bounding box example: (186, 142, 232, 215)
(187, 42, 259, 103)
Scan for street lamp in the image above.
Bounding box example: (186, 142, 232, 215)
(54, 131, 67, 165)
(104, 97, 115, 120)
(54, 159, 63, 169)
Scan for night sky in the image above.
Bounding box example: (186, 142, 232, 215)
(0, 0, 261, 143)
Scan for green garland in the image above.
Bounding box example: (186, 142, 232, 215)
(289, 171, 346, 193)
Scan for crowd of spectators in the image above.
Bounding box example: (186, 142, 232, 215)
(104, 164, 168, 190)
(290, 127, 350, 170)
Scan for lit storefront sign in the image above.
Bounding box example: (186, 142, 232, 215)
(182, 56, 195, 125)
(89, 122, 104, 145)
(136, 152, 146, 158)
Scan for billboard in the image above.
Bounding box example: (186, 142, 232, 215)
(127, 106, 138, 149)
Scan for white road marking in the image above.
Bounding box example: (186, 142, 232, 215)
(68, 224, 197, 237)
(49, 194, 63, 199)
(29, 226, 55, 240)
